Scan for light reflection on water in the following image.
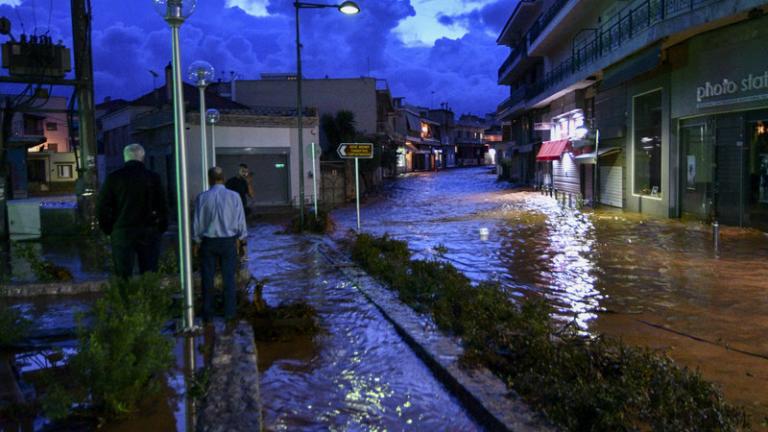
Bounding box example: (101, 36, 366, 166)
(331, 167, 768, 423)
(246, 227, 479, 431)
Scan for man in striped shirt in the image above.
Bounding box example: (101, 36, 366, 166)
(193, 166, 248, 321)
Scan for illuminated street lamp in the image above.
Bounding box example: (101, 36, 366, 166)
(153, 0, 197, 332)
(294, 1, 360, 229)
(206, 108, 220, 167)
(188, 60, 215, 192)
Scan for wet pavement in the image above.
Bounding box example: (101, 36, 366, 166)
(246, 225, 480, 431)
(4, 166, 767, 428)
(331, 166, 768, 426)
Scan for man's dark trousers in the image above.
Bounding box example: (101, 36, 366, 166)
(111, 227, 162, 279)
(200, 236, 237, 321)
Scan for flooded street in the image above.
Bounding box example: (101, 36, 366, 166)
(332, 167, 768, 425)
(246, 225, 479, 431)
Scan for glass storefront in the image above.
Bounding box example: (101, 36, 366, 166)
(633, 90, 662, 196)
(679, 109, 768, 230)
(680, 118, 714, 220)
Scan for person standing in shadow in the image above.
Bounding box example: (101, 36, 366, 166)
(225, 163, 254, 219)
(97, 143, 168, 279)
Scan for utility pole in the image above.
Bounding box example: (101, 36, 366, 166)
(71, 0, 98, 232)
(0, 98, 13, 239)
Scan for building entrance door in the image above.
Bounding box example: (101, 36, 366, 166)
(714, 114, 746, 226)
(680, 119, 714, 220)
(745, 111, 768, 231)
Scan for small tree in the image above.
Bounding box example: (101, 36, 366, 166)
(320, 110, 357, 157)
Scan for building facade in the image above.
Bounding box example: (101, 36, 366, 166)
(98, 68, 319, 212)
(496, 0, 768, 228)
(455, 114, 489, 167)
(3, 95, 79, 198)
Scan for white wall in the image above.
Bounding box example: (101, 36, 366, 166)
(184, 122, 318, 207)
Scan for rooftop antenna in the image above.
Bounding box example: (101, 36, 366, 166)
(149, 69, 159, 90)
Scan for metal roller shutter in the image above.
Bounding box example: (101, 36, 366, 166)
(599, 165, 623, 208)
(218, 153, 290, 206)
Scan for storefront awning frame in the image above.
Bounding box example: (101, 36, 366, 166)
(536, 139, 570, 161)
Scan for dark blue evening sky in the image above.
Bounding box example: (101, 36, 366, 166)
(0, 0, 517, 115)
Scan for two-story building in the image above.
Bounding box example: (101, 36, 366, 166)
(497, 0, 768, 227)
(392, 100, 442, 172)
(3, 95, 79, 198)
(98, 66, 320, 212)
(455, 114, 489, 167)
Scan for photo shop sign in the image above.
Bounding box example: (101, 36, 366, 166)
(696, 70, 768, 108)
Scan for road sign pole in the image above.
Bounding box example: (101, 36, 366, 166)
(312, 141, 318, 218)
(355, 158, 361, 232)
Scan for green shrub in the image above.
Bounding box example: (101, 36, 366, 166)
(157, 247, 179, 275)
(241, 281, 320, 342)
(47, 273, 175, 420)
(14, 242, 73, 282)
(0, 303, 30, 347)
(350, 233, 410, 287)
(350, 234, 749, 431)
(286, 210, 336, 234)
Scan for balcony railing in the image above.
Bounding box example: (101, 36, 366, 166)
(497, 43, 528, 82)
(527, 0, 570, 46)
(527, 0, 719, 101)
(497, 85, 528, 113)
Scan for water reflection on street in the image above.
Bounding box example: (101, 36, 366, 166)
(246, 225, 479, 431)
(332, 167, 768, 424)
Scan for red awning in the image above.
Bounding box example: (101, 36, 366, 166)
(536, 139, 570, 161)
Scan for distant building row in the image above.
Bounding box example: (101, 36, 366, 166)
(92, 67, 500, 211)
(495, 0, 768, 230)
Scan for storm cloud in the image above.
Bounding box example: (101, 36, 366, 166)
(0, 0, 516, 115)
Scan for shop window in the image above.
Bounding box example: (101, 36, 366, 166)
(633, 90, 662, 196)
(57, 164, 73, 179)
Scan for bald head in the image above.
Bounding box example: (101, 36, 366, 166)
(208, 166, 225, 186)
(123, 143, 145, 163)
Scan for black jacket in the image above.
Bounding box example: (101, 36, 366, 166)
(97, 160, 168, 236)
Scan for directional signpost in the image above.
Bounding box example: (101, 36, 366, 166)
(337, 143, 374, 231)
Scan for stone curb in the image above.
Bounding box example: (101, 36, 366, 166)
(0, 268, 252, 298)
(197, 321, 263, 432)
(318, 240, 557, 432)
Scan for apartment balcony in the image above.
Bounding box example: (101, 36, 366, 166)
(525, 0, 760, 107)
(525, 0, 593, 55)
(497, 0, 544, 46)
(498, 43, 541, 85)
(496, 86, 528, 120)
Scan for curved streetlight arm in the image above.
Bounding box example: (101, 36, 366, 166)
(295, 2, 341, 9)
(295, 1, 359, 13)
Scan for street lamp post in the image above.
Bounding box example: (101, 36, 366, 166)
(207, 108, 220, 167)
(188, 61, 215, 192)
(153, 0, 197, 332)
(294, 1, 359, 229)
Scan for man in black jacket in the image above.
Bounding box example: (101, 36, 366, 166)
(97, 143, 168, 278)
(225, 163, 253, 218)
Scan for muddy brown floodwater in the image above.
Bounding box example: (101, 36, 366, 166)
(246, 225, 480, 431)
(332, 167, 768, 428)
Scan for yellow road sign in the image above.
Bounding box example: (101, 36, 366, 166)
(337, 143, 374, 159)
